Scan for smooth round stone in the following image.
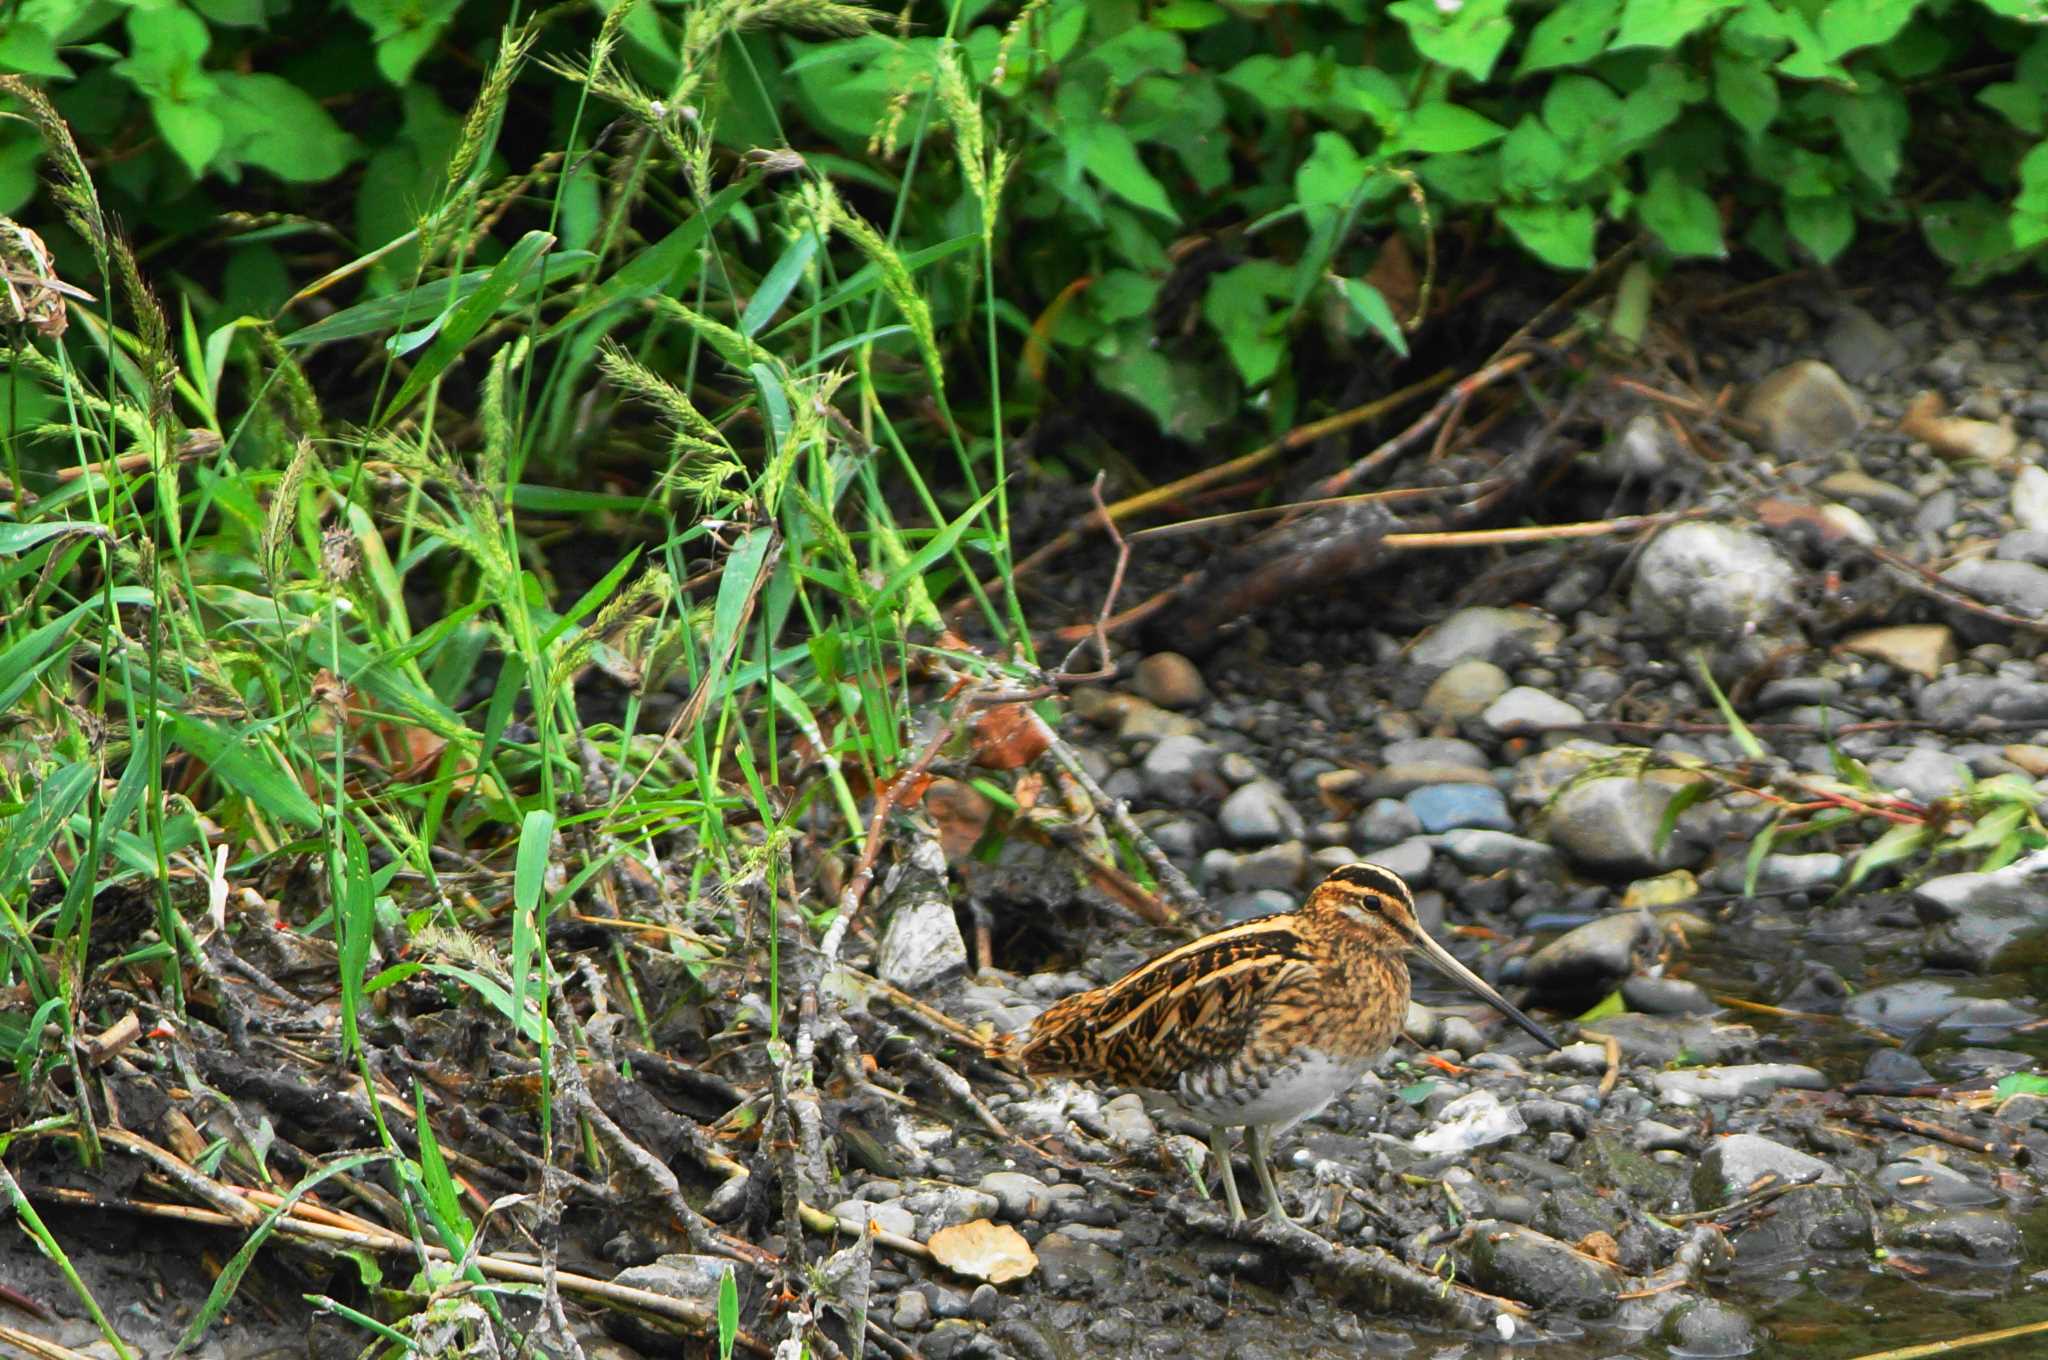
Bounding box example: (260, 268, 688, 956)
(1867, 747, 1971, 802)
(1422, 659, 1511, 719)
(1660, 1297, 1764, 1358)
(1371, 836, 1434, 883)
(1132, 651, 1207, 709)
(1877, 1159, 2001, 1209)
(1216, 889, 1294, 923)
(1140, 734, 1224, 805)
(1437, 829, 1559, 874)
(1218, 780, 1304, 844)
(1228, 840, 1308, 891)
(1482, 686, 1586, 734)
(1410, 606, 1564, 668)
(1621, 976, 1717, 1015)
(1356, 797, 1423, 847)
(1888, 1209, 2024, 1264)
(1405, 783, 1513, 833)
(1630, 522, 1799, 642)
(1547, 776, 1706, 875)
(1742, 359, 1865, 458)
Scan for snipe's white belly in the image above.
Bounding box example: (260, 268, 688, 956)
(1170, 1048, 1371, 1131)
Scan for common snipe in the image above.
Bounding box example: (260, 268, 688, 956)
(1008, 862, 1560, 1222)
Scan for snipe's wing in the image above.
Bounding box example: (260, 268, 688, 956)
(1019, 914, 1317, 1090)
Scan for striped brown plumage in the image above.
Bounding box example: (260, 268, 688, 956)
(1005, 862, 1559, 1223)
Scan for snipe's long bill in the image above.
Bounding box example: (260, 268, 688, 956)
(1009, 862, 1560, 1223)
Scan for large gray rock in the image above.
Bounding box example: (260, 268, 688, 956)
(1652, 1065, 1826, 1103)
(1742, 359, 1866, 457)
(1694, 1134, 1869, 1263)
(1461, 1220, 1620, 1319)
(1140, 734, 1225, 805)
(1918, 675, 2048, 726)
(878, 893, 968, 990)
(1941, 559, 2048, 639)
(1843, 977, 2036, 1034)
(1629, 523, 1800, 656)
(1522, 911, 1658, 997)
(1915, 855, 2048, 972)
(1218, 779, 1305, 844)
(1410, 606, 1564, 669)
(1546, 775, 1709, 875)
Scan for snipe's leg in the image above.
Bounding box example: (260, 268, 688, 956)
(1208, 1125, 1246, 1223)
(1248, 1125, 1296, 1224)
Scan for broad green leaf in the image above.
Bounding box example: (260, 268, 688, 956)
(1394, 102, 1509, 154)
(1817, 0, 1922, 59)
(1499, 204, 1597, 269)
(348, 0, 465, 83)
(1075, 122, 1178, 220)
(1388, 0, 1514, 82)
(1713, 50, 1780, 137)
(214, 73, 361, 183)
(1296, 131, 1369, 210)
(0, 24, 70, 78)
(1785, 195, 1854, 264)
(1613, 0, 1739, 50)
(1518, 0, 1620, 75)
(151, 99, 225, 178)
(1202, 261, 1292, 388)
(1501, 116, 1570, 195)
(0, 521, 111, 554)
(1828, 86, 1909, 190)
(1995, 1072, 2048, 1100)
(717, 1266, 739, 1360)
(380, 230, 555, 421)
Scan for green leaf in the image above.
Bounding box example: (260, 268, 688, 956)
(380, 230, 556, 421)
(1995, 1072, 2048, 1101)
(112, 7, 213, 101)
(1388, 0, 1514, 82)
(1713, 49, 1779, 137)
(1841, 821, 1936, 894)
(151, 99, 225, 178)
(1829, 86, 1908, 190)
(875, 488, 999, 612)
(1694, 651, 1764, 758)
(347, 0, 465, 84)
(1613, 0, 1740, 50)
(1074, 122, 1178, 220)
(1203, 260, 1292, 387)
(1500, 204, 1597, 269)
(1338, 277, 1409, 357)
(0, 763, 91, 899)
(287, 252, 593, 348)
(717, 1267, 739, 1360)
(214, 73, 361, 183)
(413, 1086, 474, 1253)
(0, 24, 71, 78)
(1817, 0, 1922, 59)
(1979, 82, 2044, 136)
(1653, 778, 1717, 855)
(543, 176, 757, 340)
(741, 229, 819, 337)
(1518, 0, 1620, 75)
(1394, 102, 1509, 154)
(1296, 131, 1370, 210)
(1785, 195, 1854, 264)
(1577, 989, 1627, 1022)
(1501, 115, 1570, 195)
(1742, 816, 1781, 898)
(1395, 1079, 1438, 1105)
(168, 714, 322, 829)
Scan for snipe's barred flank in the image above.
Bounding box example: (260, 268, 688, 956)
(1000, 862, 1560, 1223)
